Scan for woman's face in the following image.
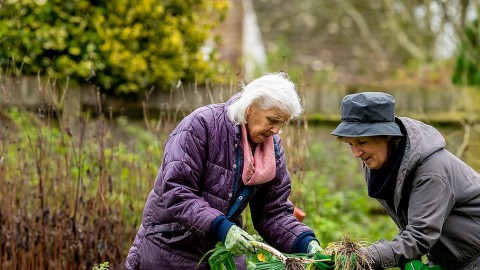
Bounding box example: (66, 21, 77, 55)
(245, 104, 290, 144)
(343, 137, 389, 170)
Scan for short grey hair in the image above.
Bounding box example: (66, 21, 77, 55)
(227, 72, 303, 124)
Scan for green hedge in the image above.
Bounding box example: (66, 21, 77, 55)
(0, 0, 229, 93)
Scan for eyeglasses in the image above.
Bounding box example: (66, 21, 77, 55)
(266, 116, 288, 133)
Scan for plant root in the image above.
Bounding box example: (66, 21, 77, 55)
(323, 236, 373, 270)
(285, 257, 306, 270)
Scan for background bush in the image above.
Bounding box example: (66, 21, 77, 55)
(452, 19, 480, 86)
(0, 0, 229, 93)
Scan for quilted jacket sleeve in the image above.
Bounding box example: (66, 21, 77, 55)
(159, 109, 224, 235)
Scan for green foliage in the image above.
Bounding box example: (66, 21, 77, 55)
(205, 241, 317, 270)
(247, 250, 281, 269)
(92, 262, 109, 270)
(296, 171, 396, 244)
(200, 242, 236, 270)
(0, 0, 229, 93)
(252, 260, 284, 270)
(453, 19, 480, 86)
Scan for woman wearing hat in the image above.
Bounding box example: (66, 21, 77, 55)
(330, 92, 480, 270)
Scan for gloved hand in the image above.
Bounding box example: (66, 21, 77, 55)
(307, 240, 323, 254)
(312, 252, 335, 270)
(224, 225, 257, 255)
(404, 260, 443, 270)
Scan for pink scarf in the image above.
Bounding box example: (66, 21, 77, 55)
(240, 124, 276, 185)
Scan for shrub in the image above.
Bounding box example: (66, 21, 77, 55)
(0, 106, 164, 269)
(0, 0, 229, 93)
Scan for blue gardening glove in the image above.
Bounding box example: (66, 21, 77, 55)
(404, 260, 443, 270)
(312, 252, 335, 270)
(224, 225, 257, 255)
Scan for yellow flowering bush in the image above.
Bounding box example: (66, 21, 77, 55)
(0, 0, 229, 93)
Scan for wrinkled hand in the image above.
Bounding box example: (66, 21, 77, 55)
(404, 260, 443, 270)
(224, 225, 256, 255)
(312, 252, 335, 270)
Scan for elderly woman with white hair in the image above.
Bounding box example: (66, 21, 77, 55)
(126, 72, 326, 269)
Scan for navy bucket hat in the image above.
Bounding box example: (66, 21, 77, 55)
(331, 92, 403, 137)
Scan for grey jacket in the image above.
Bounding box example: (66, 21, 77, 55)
(125, 97, 314, 269)
(365, 117, 480, 270)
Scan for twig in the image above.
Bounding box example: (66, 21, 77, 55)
(456, 121, 471, 158)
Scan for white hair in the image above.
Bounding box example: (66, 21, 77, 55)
(227, 72, 303, 124)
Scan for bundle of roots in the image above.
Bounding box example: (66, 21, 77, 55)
(323, 236, 373, 270)
(284, 257, 306, 270)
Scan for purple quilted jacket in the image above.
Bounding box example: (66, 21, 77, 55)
(125, 96, 314, 269)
